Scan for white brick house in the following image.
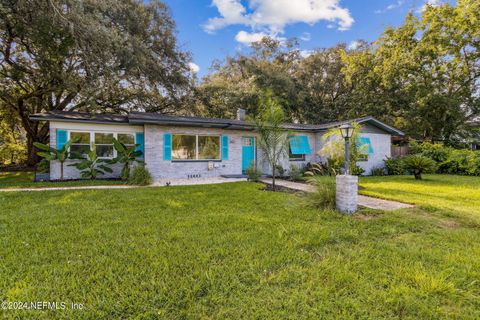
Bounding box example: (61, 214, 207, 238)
(30, 111, 404, 181)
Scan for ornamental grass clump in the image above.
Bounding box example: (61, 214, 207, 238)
(128, 165, 152, 186)
(245, 163, 262, 182)
(305, 175, 336, 209)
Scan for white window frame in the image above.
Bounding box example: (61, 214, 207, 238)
(172, 134, 221, 161)
(67, 131, 137, 159)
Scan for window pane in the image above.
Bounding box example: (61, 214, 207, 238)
(118, 133, 135, 145)
(172, 135, 196, 160)
(289, 147, 305, 160)
(243, 137, 252, 146)
(95, 133, 114, 144)
(198, 136, 220, 160)
(70, 132, 90, 144)
(70, 145, 90, 156)
(96, 145, 114, 158)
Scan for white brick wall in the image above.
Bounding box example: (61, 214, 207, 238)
(313, 128, 392, 176)
(49, 121, 143, 180)
(47, 121, 393, 180)
(259, 132, 320, 176)
(144, 125, 248, 181)
(356, 133, 391, 175)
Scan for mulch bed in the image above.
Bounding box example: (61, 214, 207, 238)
(261, 183, 304, 194)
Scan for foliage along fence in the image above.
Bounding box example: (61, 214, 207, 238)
(391, 145, 410, 159)
(385, 141, 480, 177)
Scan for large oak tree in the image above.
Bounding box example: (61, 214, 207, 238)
(0, 0, 192, 164)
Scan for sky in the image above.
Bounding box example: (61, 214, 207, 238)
(162, 0, 446, 78)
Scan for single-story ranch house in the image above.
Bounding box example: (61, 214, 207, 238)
(30, 110, 404, 181)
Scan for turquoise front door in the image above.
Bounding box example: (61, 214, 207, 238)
(242, 137, 255, 174)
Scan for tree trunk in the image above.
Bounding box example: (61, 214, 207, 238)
(26, 127, 49, 166)
(272, 165, 276, 191)
(414, 171, 422, 180)
(60, 162, 64, 180)
(26, 136, 41, 166)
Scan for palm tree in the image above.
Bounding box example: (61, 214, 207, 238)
(251, 90, 289, 191)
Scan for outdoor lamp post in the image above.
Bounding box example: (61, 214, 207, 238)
(336, 123, 358, 214)
(339, 123, 354, 175)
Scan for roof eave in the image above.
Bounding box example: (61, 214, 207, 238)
(128, 118, 255, 130)
(29, 115, 129, 125)
(358, 117, 405, 136)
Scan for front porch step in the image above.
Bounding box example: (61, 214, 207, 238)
(221, 174, 248, 179)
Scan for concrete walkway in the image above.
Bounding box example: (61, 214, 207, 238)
(0, 177, 247, 192)
(261, 178, 414, 211)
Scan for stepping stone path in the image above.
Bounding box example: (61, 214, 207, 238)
(260, 178, 414, 211)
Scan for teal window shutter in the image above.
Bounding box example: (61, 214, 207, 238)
(221, 135, 229, 160)
(135, 132, 144, 158)
(358, 137, 374, 154)
(288, 136, 311, 155)
(56, 129, 67, 150)
(164, 133, 172, 160)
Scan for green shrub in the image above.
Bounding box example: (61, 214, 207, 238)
(305, 176, 336, 209)
(68, 145, 113, 180)
(403, 155, 437, 180)
(440, 149, 480, 176)
(370, 166, 386, 176)
(36, 158, 50, 173)
(288, 164, 302, 181)
(275, 164, 285, 177)
(410, 140, 450, 163)
(409, 140, 480, 176)
(304, 162, 337, 176)
(245, 164, 262, 182)
(351, 165, 365, 176)
(128, 165, 152, 185)
(384, 157, 405, 175)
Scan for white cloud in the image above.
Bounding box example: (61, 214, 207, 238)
(204, 0, 250, 33)
(418, 0, 443, 12)
(347, 40, 361, 50)
(188, 62, 200, 73)
(235, 31, 268, 44)
(300, 32, 311, 41)
(204, 0, 354, 36)
(375, 0, 404, 14)
(234, 30, 286, 45)
(299, 49, 314, 58)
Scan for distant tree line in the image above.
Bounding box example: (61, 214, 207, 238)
(197, 0, 479, 144)
(0, 0, 478, 166)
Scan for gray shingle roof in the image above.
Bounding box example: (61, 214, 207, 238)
(30, 111, 404, 135)
(30, 110, 129, 123)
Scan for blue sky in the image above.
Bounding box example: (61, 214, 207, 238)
(162, 0, 444, 77)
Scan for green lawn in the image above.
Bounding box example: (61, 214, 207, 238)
(0, 172, 125, 189)
(360, 174, 480, 223)
(1, 178, 480, 319)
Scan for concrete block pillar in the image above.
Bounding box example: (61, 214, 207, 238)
(336, 175, 358, 214)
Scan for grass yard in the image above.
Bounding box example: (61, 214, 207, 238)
(1, 178, 480, 319)
(360, 174, 480, 223)
(0, 172, 125, 189)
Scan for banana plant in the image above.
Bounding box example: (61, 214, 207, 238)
(33, 140, 73, 180)
(110, 138, 143, 180)
(69, 144, 113, 180)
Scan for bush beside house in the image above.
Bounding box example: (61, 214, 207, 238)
(385, 141, 480, 177)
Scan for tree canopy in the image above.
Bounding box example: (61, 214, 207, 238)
(199, 0, 480, 143)
(0, 0, 193, 164)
